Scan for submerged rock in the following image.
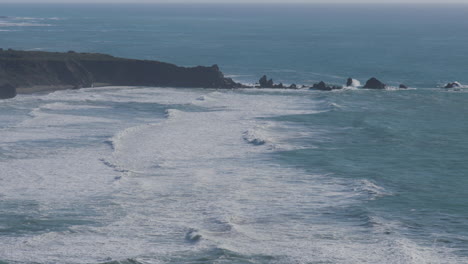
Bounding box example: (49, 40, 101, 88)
(363, 77, 386, 89)
(444, 82, 461, 88)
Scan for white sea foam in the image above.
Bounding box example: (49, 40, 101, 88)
(242, 128, 269, 146)
(164, 108, 182, 119)
(40, 102, 109, 111)
(354, 179, 392, 200)
(0, 22, 52, 27)
(0, 87, 464, 264)
(346, 78, 361, 88)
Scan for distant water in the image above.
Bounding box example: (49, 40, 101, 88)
(1, 4, 468, 264)
(2, 3, 468, 87)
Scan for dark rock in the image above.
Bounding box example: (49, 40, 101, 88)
(0, 82, 16, 99)
(274, 82, 284, 88)
(266, 78, 274, 88)
(444, 82, 461, 88)
(346, 78, 361, 87)
(311, 81, 342, 91)
(399, 84, 408, 89)
(289, 83, 297, 89)
(0, 49, 243, 98)
(259, 75, 288, 88)
(259, 75, 268, 87)
(259, 75, 274, 88)
(363, 77, 386, 89)
(312, 81, 331, 91)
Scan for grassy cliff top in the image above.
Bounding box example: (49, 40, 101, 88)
(0, 49, 116, 60)
(0, 49, 179, 66)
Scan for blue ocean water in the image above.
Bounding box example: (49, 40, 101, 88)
(0, 4, 468, 264)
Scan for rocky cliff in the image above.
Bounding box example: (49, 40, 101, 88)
(0, 49, 242, 99)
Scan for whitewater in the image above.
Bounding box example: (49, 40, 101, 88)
(2, 3, 468, 263)
(0, 86, 466, 264)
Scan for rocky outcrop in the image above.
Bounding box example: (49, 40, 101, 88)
(444, 82, 461, 88)
(259, 75, 271, 88)
(363, 77, 386, 89)
(0, 49, 242, 98)
(258, 75, 286, 88)
(399, 84, 408, 89)
(346, 78, 361, 87)
(310, 81, 342, 91)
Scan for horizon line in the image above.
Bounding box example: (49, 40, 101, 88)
(1, 1, 468, 4)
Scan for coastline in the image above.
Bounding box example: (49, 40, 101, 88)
(0, 49, 243, 99)
(1, 49, 464, 100)
(15, 83, 112, 95)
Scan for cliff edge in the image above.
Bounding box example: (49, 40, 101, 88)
(0, 49, 242, 99)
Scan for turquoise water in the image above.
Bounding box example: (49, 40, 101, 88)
(1, 4, 468, 264)
(2, 4, 468, 87)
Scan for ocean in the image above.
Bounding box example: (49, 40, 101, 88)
(0, 3, 468, 264)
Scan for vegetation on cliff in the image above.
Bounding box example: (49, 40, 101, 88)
(0, 49, 242, 99)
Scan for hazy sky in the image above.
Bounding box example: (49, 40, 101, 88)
(0, 0, 467, 3)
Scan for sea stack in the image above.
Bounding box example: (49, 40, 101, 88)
(363, 77, 386, 89)
(259, 75, 274, 88)
(258, 75, 287, 88)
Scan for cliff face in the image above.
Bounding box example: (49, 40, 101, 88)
(0, 50, 241, 99)
(0, 82, 16, 99)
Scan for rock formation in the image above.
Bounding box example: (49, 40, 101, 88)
(0, 49, 243, 99)
(363, 77, 386, 89)
(310, 81, 342, 91)
(258, 75, 286, 88)
(399, 84, 408, 89)
(259, 75, 272, 88)
(444, 82, 461, 88)
(346, 78, 361, 87)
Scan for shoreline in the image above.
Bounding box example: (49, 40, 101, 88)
(2, 49, 465, 100)
(0, 49, 242, 99)
(15, 83, 113, 95)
